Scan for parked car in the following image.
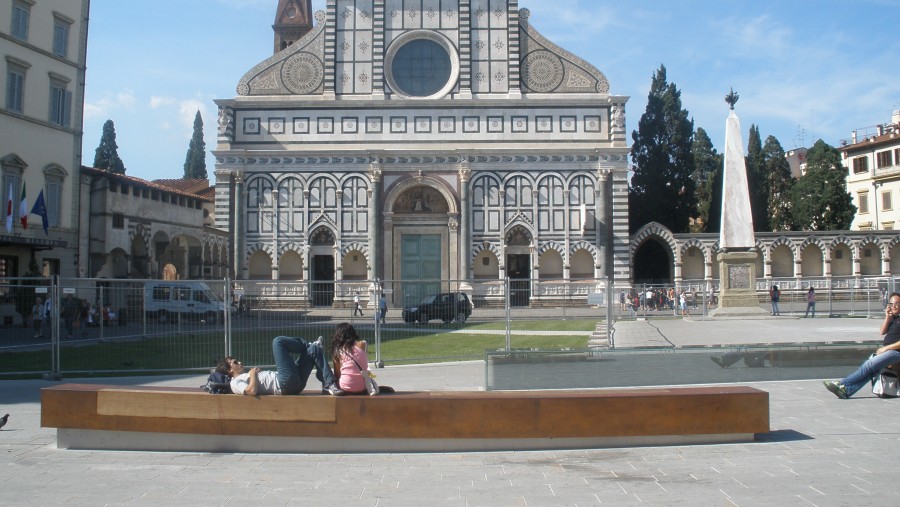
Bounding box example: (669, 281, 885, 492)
(402, 292, 472, 324)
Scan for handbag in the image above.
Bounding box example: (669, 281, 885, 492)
(872, 366, 900, 398)
(348, 354, 379, 395)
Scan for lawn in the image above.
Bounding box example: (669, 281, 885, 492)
(0, 320, 594, 376)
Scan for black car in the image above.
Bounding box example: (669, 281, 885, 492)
(402, 292, 472, 324)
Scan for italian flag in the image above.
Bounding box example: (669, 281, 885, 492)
(19, 182, 27, 229)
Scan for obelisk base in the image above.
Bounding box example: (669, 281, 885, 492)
(709, 251, 768, 317)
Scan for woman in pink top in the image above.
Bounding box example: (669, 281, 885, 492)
(330, 323, 369, 394)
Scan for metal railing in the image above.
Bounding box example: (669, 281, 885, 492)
(0, 274, 894, 379)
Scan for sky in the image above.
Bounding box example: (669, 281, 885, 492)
(82, 0, 900, 182)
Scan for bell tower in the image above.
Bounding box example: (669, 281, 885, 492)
(273, 0, 313, 54)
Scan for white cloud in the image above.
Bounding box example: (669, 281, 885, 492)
(82, 89, 136, 120)
(150, 96, 176, 109)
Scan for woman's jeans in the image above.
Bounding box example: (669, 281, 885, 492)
(841, 350, 900, 397)
(272, 336, 336, 395)
(771, 301, 780, 315)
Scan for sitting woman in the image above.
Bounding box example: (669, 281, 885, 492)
(329, 322, 393, 394)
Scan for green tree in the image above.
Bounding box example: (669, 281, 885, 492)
(93, 119, 126, 174)
(690, 127, 722, 232)
(790, 139, 856, 231)
(183, 110, 207, 179)
(629, 65, 696, 233)
(745, 125, 768, 231)
(762, 136, 794, 231)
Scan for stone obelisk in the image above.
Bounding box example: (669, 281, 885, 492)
(710, 89, 767, 316)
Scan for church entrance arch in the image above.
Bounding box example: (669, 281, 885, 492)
(385, 180, 458, 307)
(632, 238, 674, 285)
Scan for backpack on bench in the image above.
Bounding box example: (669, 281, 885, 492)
(202, 371, 233, 394)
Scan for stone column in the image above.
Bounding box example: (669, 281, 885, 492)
(596, 167, 610, 278)
(368, 162, 383, 280)
(234, 171, 246, 278)
(458, 161, 472, 286)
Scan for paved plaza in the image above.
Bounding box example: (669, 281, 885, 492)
(2, 316, 900, 506)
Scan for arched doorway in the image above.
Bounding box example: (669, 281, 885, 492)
(505, 225, 533, 306)
(310, 226, 335, 306)
(632, 238, 673, 285)
(386, 182, 455, 307)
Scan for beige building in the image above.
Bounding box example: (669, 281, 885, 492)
(79, 168, 228, 281)
(842, 111, 900, 231)
(0, 0, 89, 277)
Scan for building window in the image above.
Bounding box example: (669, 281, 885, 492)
(42, 259, 60, 277)
(112, 213, 125, 229)
(11, 1, 30, 41)
(883, 191, 893, 211)
(0, 256, 19, 277)
(877, 150, 893, 169)
(6, 68, 24, 112)
(858, 192, 869, 214)
(52, 17, 71, 58)
(49, 77, 71, 127)
(835, 249, 843, 259)
(47, 180, 62, 227)
(5, 62, 26, 113)
(384, 31, 459, 99)
(853, 156, 869, 174)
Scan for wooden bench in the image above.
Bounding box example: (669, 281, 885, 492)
(41, 383, 769, 453)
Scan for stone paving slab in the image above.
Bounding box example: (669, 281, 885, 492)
(3, 317, 900, 505)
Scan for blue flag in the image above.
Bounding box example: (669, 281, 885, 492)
(30, 190, 49, 235)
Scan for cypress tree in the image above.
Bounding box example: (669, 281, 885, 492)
(183, 111, 207, 179)
(762, 136, 794, 231)
(93, 119, 126, 174)
(629, 65, 696, 233)
(745, 125, 768, 231)
(691, 128, 722, 232)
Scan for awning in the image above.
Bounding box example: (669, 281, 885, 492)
(0, 234, 67, 249)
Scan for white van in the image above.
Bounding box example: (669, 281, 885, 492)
(144, 281, 228, 324)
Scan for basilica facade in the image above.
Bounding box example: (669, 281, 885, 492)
(213, 0, 629, 306)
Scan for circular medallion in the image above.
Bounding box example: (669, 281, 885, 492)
(522, 50, 564, 93)
(282, 53, 324, 95)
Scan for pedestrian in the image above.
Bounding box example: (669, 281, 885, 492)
(770, 285, 781, 316)
(804, 287, 816, 318)
(679, 290, 687, 317)
(824, 292, 900, 399)
(378, 294, 387, 324)
(41, 297, 52, 338)
(353, 291, 364, 316)
(61, 294, 80, 339)
(30, 297, 43, 338)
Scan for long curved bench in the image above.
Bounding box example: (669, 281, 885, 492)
(41, 383, 769, 453)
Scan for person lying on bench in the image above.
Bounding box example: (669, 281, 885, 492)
(221, 336, 345, 396)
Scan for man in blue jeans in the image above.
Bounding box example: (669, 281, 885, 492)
(223, 336, 344, 396)
(824, 292, 900, 398)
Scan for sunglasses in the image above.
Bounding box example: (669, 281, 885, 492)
(228, 359, 242, 367)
